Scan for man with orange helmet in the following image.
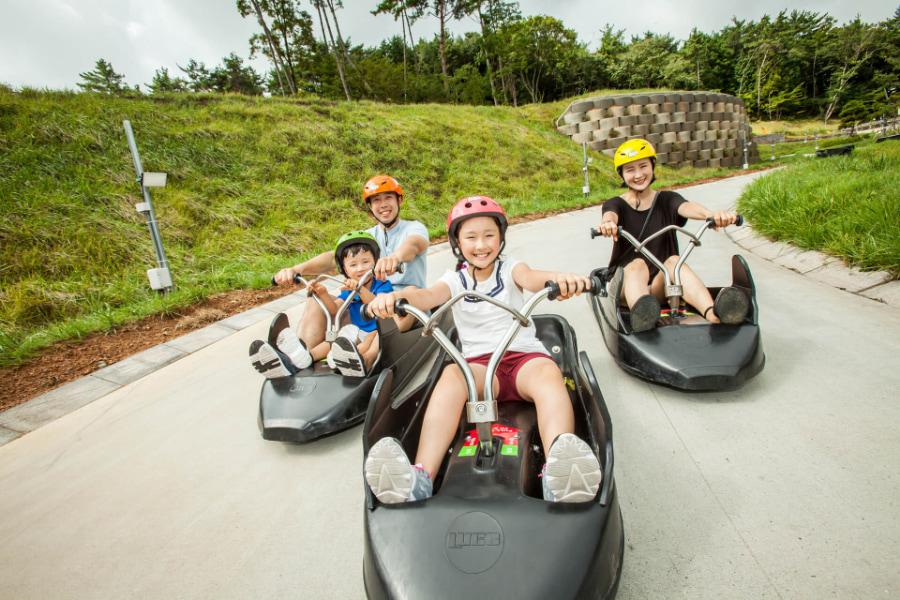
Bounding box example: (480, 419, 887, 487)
(272, 174, 429, 348)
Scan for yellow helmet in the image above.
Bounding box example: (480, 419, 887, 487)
(613, 139, 657, 171)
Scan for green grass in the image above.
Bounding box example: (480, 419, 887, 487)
(0, 88, 795, 366)
(738, 139, 900, 276)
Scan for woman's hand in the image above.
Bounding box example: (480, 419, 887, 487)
(368, 292, 399, 319)
(552, 273, 591, 300)
(711, 211, 738, 229)
(597, 220, 618, 241)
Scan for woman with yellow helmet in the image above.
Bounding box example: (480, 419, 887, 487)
(595, 139, 748, 332)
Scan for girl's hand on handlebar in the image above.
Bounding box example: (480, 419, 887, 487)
(368, 292, 399, 319)
(274, 268, 298, 285)
(552, 273, 591, 300)
(711, 211, 738, 229)
(374, 255, 401, 281)
(597, 220, 618, 241)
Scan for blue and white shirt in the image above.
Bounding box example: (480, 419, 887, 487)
(367, 219, 428, 289)
(338, 278, 394, 332)
(439, 259, 549, 359)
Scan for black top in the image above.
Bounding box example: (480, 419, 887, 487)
(602, 191, 687, 281)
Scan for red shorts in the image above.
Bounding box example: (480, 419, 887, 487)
(465, 351, 550, 402)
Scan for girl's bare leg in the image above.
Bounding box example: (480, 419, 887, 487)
(515, 358, 575, 456)
(621, 258, 652, 308)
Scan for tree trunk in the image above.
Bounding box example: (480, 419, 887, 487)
(326, 0, 374, 96)
(249, 0, 290, 95)
(477, 5, 498, 106)
(438, 0, 450, 97)
(315, 1, 351, 100)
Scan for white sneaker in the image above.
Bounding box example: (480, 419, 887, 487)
(336, 323, 361, 344)
(330, 336, 366, 377)
(364, 437, 433, 504)
(249, 340, 295, 379)
(275, 328, 312, 370)
(542, 433, 602, 503)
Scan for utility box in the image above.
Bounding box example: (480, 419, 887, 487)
(147, 267, 173, 291)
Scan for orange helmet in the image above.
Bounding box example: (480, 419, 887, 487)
(362, 175, 404, 205)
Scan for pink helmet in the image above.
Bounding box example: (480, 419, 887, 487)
(446, 195, 508, 262)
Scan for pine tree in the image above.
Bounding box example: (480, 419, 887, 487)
(77, 59, 129, 94)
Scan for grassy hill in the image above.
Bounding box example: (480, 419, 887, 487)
(0, 88, 749, 366)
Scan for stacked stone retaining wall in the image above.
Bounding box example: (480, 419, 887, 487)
(556, 91, 759, 168)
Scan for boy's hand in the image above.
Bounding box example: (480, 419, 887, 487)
(597, 220, 618, 241)
(308, 282, 329, 297)
(342, 278, 359, 291)
(374, 255, 401, 280)
(274, 268, 298, 285)
(552, 273, 591, 300)
(368, 292, 398, 319)
(711, 211, 738, 229)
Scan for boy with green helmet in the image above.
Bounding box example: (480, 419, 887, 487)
(250, 230, 396, 379)
(595, 138, 748, 332)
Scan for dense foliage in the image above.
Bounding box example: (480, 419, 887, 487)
(74, 3, 900, 126)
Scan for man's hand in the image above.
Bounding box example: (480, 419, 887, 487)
(552, 273, 591, 300)
(374, 255, 401, 281)
(274, 268, 298, 285)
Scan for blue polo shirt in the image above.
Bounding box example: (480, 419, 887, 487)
(338, 278, 394, 332)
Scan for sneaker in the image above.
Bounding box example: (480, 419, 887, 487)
(325, 348, 337, 371)
(542, 433, 602, 503)
(274, 328, 313, 370)
(630, 294, 661, 333)
(330, 335, 367, 377)
(364, 437, 433, 504)
(249, 340, 296, 379)
(713, 287, 749, 325)
(267, 312, 291, 346)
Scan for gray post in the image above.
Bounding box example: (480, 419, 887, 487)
(814, 134, 819, 151)
(741, 130, 749, 169)
(581, 142, 590, 198)
(771, 142, 776, 161)
(123, 120, 173, 292)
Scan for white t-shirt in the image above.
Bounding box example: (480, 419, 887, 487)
(367, 219, 429, 289)
(438, 259, 549, 359)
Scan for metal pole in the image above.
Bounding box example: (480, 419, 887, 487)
(771, 142, 775, 161)
(581, 142, 590, 198)
(123, 120, 172, 291)
(741, 129, 749, 169)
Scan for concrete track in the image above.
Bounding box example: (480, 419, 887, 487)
(1, 172, 898, 599)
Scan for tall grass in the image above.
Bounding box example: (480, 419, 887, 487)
(0, 88, 767, 366)
(738, 140, 900, 276)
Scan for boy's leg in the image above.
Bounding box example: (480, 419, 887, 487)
(358, 331, 379, 371)
(415, 363, 497, 480)
(297, 299, 328, 348)
(514, 358, 575, 456)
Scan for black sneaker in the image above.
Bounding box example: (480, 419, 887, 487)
(713, 287, 749, 325)
(630, 294, 661, 333)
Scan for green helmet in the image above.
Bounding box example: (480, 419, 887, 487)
(334, 230, 380, 276)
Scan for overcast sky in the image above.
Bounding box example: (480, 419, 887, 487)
(2, 0, 895, 90)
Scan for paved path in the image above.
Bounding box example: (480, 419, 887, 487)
(1, 172, 898, 599)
